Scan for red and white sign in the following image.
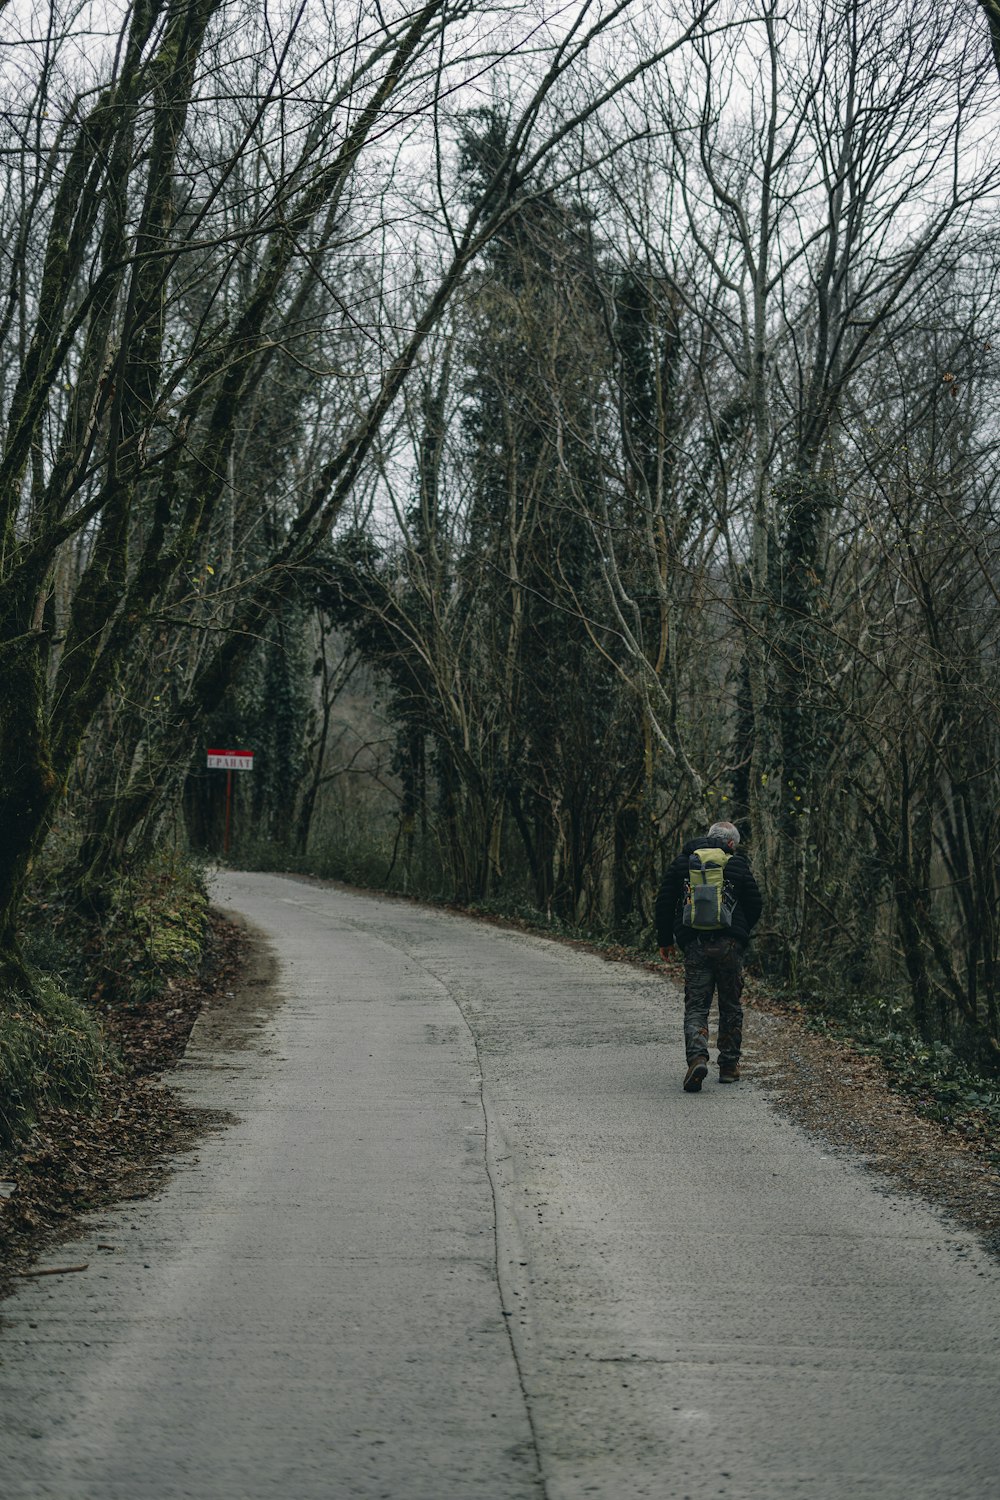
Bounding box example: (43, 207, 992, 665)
(207, 749, 254, 771)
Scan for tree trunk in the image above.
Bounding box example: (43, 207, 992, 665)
(0, 637, 60, 992)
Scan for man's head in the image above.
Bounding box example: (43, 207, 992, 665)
(707, 820, 740, 849)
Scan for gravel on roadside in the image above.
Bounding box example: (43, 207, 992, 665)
(745, 997, 1000, 1260)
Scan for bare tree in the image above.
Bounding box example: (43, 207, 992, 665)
(980, 0, 1000, 80)
(614, 0, 1000, 968)
(0, 0, 722, 988)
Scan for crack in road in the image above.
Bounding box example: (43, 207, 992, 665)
(452, 981, 549, 1500)
(333, 912, 550, 1499)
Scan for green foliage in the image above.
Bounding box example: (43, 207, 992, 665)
(2, 850, 210, 1145)
(232, 840, 384, 890)
(799, 986, 1000, 1141)
(0, 979, 107, 1147)
(23, 850, 209, 1009)
(230, 814, 448, 900)
(100, 853, 208, 1006)
(872, 1034, 1000, 1130)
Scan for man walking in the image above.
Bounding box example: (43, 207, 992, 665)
(655, 820, 762, 1093)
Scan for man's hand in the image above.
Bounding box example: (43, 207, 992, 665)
(659, 945, 673, 962)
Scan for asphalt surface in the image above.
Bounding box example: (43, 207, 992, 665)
(2, 870, 999, 1500)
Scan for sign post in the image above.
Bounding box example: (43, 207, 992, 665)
(206, 749, 254, 854)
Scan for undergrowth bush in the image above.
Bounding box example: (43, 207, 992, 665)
(100, 853, 208, 1006)
(23, 850, 208, 1009)
(797, 986, 1000, 1138)
(2, 850, 211, 1145)
(227, 832, 445, 898)
(0, 979, 107, 1147)
(874, 1033, 1000, 1118)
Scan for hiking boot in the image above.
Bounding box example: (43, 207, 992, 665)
(683, 1056, 709, 1093)
(718, 1062, 741, 1084)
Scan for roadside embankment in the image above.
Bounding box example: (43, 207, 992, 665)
(0, 857, 247, 1290)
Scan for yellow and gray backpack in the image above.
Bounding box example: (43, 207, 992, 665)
(682, 848, 737, 930)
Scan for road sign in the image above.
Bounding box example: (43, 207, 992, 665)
(207, 749, 254, 770)
(207, 750, 254, 854)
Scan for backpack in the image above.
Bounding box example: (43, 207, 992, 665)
(682, 847, 737, 930)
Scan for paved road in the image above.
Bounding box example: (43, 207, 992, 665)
(2, 872, 999, 1499)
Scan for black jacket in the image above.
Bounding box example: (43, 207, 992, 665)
(655, 836, 762, 951)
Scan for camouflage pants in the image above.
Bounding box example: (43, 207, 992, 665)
(683, 936, 744, 1066)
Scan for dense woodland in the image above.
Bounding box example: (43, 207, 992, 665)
(2, 0, 1000, 1075)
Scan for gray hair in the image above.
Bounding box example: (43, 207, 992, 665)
(707, 820, 740, 845)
